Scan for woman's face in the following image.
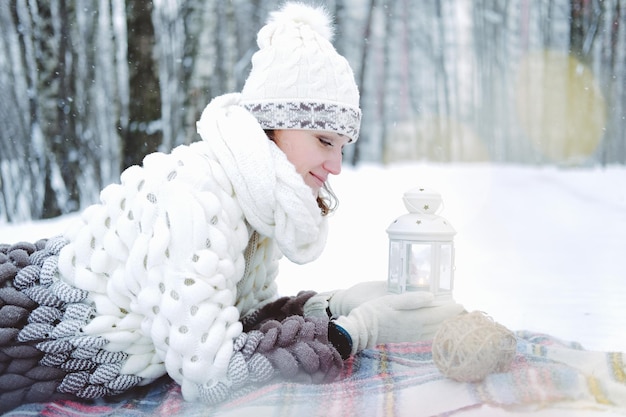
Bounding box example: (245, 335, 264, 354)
(272, 129, 350, 194)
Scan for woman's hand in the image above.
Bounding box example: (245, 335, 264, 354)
(333, 290, 465, 355)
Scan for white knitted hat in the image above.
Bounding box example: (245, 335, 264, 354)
(240, 2, 361, 142)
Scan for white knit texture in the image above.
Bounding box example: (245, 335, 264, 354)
(236, 230, 280, 317)
(240, 3, 361, 142)
(197, 93, 328, 265)
(58, 140, 252, 401)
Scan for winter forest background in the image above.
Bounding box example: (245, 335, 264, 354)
(1, 0, 625, 222)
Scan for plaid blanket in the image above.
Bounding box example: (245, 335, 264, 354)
(3, 331, 625, 417)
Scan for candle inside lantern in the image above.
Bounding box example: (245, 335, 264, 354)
(408, 244, 431, 290)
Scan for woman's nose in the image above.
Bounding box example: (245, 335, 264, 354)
(324, 150, 343, 175)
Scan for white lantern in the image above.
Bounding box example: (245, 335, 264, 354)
(386, 187, 456, 297)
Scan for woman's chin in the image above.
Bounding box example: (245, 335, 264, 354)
(304, 179, 322, 194)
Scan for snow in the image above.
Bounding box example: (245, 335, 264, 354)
(3, 162, 625, 353)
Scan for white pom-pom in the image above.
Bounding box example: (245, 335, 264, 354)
(268, 2, 334, 41)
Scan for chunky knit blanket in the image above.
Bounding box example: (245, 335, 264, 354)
(1, 331, 624, 417)
(0, 238, 343, 413)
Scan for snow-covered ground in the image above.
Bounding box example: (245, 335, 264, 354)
(3, 162, 625, 353)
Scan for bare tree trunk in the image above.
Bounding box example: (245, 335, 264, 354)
(350, 0, 375, 165)
(125, 0, 161, 168)
(0, 0, 39, 221)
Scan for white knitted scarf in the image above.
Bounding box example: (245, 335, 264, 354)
(196, 93, 328, 265)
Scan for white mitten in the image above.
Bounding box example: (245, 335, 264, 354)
(304, 281, 391, 318)
(333, 292, 465, 355)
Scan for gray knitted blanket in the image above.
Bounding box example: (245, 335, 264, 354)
(0, 238, 343, 413)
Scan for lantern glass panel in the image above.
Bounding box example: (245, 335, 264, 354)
(437, 243, 454, 293)
(408, 243, 432, 291)
(387, 240, 404, 292)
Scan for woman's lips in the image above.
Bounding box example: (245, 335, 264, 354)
(310, 172, 326, 188)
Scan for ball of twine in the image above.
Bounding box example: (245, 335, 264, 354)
(432, 311, 517, 382)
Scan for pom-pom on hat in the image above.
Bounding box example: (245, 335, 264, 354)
(241, 2, 362, 142)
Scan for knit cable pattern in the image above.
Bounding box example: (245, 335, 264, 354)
(0, 242, 62, 411)
(198, 292, 343, 404)
(1, 241, 343, 412)
(53, 141, 254, 402)
(196, 93, 329, 265)
(0, 238, 143, 413)
(240, 4, 361, 142)
(236, 230, 280, 317)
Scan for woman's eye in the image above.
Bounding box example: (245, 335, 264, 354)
(318, 137, 332, 146)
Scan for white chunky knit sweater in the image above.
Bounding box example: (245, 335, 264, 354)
(54, 93, 328, 401)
